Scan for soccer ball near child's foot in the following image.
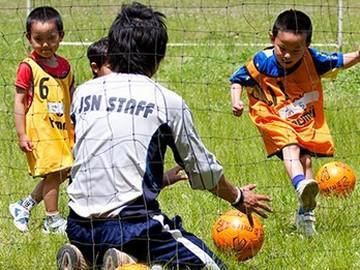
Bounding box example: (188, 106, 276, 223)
(315, 161, 356, 197)
(212, 209, 264, 261)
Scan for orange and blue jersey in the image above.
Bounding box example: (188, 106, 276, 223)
(230, 47, 344, 157)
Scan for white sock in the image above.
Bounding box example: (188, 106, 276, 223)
(21, 195, 36, 212)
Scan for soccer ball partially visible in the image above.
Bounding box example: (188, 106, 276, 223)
(212, 209, 264, 261)
(116, 263, 150, 270)
(315, 161, 356, 197)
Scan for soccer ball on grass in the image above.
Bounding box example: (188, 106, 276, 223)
(212, 209, 264, 261)
(315, 161, 356, 197)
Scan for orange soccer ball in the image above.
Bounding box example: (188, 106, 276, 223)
(315, 161, 356, 197)
(212, 209, 264, 261)
(116, 263, 150, 270)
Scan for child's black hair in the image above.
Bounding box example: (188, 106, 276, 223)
(272, 9, 312, 44)
(87, 37, 109, 68)
(26, 6, 63, 34)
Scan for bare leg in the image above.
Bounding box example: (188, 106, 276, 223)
(300, 154, 313, 179)
(42, 170, 68, 213)
(30, 180, 44, 203)
(282, 144, 304, 179)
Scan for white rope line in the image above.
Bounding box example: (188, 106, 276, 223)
(61, 41, 338, 48)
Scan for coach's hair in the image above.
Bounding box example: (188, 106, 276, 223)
(26, 6, 64, 34)
(87, 37, 109, 68)
(272, 9, 312, 44)
(108, 2, 168, 77)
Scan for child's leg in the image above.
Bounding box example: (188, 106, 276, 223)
(300, 154, 313, 179)
(42, 171, 66, 214)
(42, 169, 68, 234)
(282, 144, 303, 179)
(282, 145, 318, 211)
(283, 149, 318, 237)
(30, 180, 44, 204)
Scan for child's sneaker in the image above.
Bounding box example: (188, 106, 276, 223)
(43, 214, 67, 234)
(9, 201, 30, 232)
(102, 248, 137, 270)
(295, 210, 317, 237)
(56, 243, 88, 270)
(296, 179, 319, 211)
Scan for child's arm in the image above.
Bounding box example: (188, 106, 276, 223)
(342, 49, 360, 69)
(230, 83, 245, 117)
(14, 87, 32, 152)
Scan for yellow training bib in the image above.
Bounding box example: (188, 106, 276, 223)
(23, 57, 74, 176)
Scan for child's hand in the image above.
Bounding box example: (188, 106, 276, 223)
(163, 165, 188, 187)
(232, 99, 245, 117)
(18, 134, 33, 152)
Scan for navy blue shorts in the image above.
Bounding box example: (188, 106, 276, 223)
(66, 209, 227, 269)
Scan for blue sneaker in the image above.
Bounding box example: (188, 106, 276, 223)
(42, 214, 67, 234)
(9, 201, 30, 232)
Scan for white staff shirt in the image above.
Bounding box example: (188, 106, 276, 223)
(68, 73, 223, 218)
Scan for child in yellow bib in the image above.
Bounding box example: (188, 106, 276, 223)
(230, 9, 360, 237)
(9, 6, 74, 234)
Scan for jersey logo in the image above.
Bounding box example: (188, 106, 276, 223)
(48, 102, 64, 116)
(279, 91, 319, 119)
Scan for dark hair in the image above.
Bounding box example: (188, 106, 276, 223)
(108, 2, 168, 77)
(87, 37, 109, 68)
(272, 9, 312, 44)
(26, 6, 63, 34)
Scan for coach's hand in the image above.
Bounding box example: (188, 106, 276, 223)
(233, 184, 272, 225)
(209, 176, 272, 224)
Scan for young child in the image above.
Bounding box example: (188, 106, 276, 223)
(86, 37, 111, 78)
(57, 2, 271, 269)
(230, 9, 360, 237)
(9, 6, 74, 234)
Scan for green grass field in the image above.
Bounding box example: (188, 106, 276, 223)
(0, 0, 360, 269)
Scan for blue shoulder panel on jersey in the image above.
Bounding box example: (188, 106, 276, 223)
(230, 48, 286, 86)
(308, 47, 344, 75)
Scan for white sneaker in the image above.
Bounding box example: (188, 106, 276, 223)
(57, 243, 88, 270)
(296, 179, 319, 211)
(295, 210, 317, 237)
(102, 248, 137, 270)
(43, 214, 67, 234)
(9, 201, 30, 232)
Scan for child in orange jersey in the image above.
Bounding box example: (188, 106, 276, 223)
(9, 6, 74, 234)
(230, 9, 360, 237)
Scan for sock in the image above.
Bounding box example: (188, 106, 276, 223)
(46, 211, 60, 217)
(45, 211, 60, 223)
(21, 195, 37, 212)
(292, 174, 305, 189)
(298, 207, 305, 215)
